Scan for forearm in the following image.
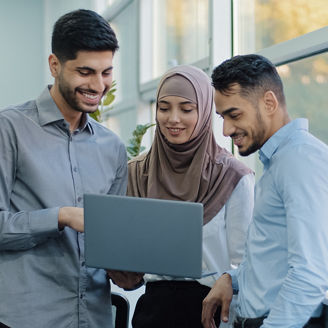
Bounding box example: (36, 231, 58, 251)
(262, 275, 326, 327)
(0, 207, 60, 250)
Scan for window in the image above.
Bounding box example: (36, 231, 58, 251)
(140, 0, 209, 83)
(233, 0, 328, 54)
(278, 53, 328, 145)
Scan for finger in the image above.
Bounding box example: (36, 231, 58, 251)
(220, 300, 230, 323)
(202, 302, 216, 328)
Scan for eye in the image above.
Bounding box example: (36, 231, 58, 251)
(158, 107, 168, 112)
(78, 70, 90, 76)
(102, 71, 112, 77)
(230, 113, 241, 119)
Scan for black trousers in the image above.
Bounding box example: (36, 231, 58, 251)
(132, 280, 221, 328)
(0, 323, 9, 328)
(234, 312, 326, 328)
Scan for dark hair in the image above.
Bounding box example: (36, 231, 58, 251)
(51, 9, 119, 62)
(212, 54, 285, 106)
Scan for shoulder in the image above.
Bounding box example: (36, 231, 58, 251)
(275, 130, 328, 173)
(128, 152, 148, 168)
(89, 118, 126, 149)
(272, 131, 328, 190)
(0, 100, 38, 130)
(213, 148, 253, 178)
(0, 100, 37, 120)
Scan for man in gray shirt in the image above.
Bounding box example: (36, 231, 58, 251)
(0, 9, 129, 328)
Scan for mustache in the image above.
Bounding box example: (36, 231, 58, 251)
(230, 132, 246, 138)
(75, 87, 107, 96)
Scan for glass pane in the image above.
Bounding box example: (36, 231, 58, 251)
(278, 53, 328, 145)
(141, 0, 209, 82)
(234, 0, 328, 53)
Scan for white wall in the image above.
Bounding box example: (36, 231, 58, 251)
(0, 0, 44, 108)
(0, 0, 98, 109)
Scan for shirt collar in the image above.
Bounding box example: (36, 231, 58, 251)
(259, 118, 308, 164)
(36, 86, 94, 135)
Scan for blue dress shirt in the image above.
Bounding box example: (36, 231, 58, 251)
(0, 87, 128, 327)
(229, 118, 328, 327)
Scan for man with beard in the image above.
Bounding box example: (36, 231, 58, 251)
(0, 9, 137, 328)
(202, 54, 328, 328)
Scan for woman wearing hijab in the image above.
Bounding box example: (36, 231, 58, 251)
(128, 65, 254, 328)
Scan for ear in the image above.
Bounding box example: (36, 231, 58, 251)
(263, 90, 278, 116)
(48, 54, 61, 78)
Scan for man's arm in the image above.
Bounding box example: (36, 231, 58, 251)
(108, 142, 128, 196)
(202, 273, 234, 328)
(0, 116, 64, 250)
(262, 144, 328, 327)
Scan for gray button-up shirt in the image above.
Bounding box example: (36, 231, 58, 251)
(0, 87, 128, 328)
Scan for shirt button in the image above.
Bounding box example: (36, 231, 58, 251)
(73, 167, 78, 172)
(77, 197, 82, 202)
(80, 293, 84, 299)
(81, 261, 85, 267)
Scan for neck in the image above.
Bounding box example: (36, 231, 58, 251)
(268, 106, 291, 138)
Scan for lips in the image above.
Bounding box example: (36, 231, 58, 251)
(167, 127, 185, 136)
(77, 89, 101, 106)
(231, 133, 246, 147)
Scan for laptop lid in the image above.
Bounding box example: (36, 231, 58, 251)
(84, 193, 204, 279)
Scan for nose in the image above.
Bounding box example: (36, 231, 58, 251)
(167, 108, 181, 124)
(90, 74, 107, 93)
(223, 119, 235, 137)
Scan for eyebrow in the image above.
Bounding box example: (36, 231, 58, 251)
(158, 100, 196, 105)
(220, 107, 239, 117)
(76, 66, 113, 73)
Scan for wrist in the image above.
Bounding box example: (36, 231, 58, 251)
(58, 207, 69, 230)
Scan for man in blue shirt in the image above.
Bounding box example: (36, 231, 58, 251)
(0, 9, 138, 328)
(202, 54, 328, 328)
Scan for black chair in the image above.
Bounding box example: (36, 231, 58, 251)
(111, 292, 130, 328)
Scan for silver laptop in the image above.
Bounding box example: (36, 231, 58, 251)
(84, 194, 215, 279)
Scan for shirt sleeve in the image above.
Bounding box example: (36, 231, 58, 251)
(0, 115, 60, 251)
(226, 267, 240, 291)
(225, 173, 254, 267)
(108, 142, 128, 196)
(262, 143, 328, 327)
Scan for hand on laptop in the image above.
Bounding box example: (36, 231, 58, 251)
(107, 270, 144, 290)
(202, 273, 233, 328)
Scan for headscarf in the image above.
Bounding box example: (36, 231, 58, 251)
(128, 65, 252, 225)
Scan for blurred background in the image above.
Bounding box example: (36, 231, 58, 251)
(1, 0, 327, 326)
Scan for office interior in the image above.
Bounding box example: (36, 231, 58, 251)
(1, 0, 327, 326)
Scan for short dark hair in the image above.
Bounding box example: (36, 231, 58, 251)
(51, 9, 119, 62)
(212, 54, 285, 106)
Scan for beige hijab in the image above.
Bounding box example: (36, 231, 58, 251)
(128, 65, 252, 225)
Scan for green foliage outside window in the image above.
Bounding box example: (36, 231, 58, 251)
(89, 81, 154, 160)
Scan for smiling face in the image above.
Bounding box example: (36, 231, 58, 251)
(214, 84, 269, 156)
(157, 95, 198, 144)
(49, 50, 113, 115)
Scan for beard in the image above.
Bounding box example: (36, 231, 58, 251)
(57, 74, 103, 114)
(238, 109, 267, 156)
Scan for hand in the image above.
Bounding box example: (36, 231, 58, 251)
(58, 207, 84, 232)
(202, 273, 233, 328)
(107, 270, 144, 290)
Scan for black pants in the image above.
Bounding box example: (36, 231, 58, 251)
(0, 323, 9, 328)
(234, 313, 325, 328)
(132, 280, 221, 328)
